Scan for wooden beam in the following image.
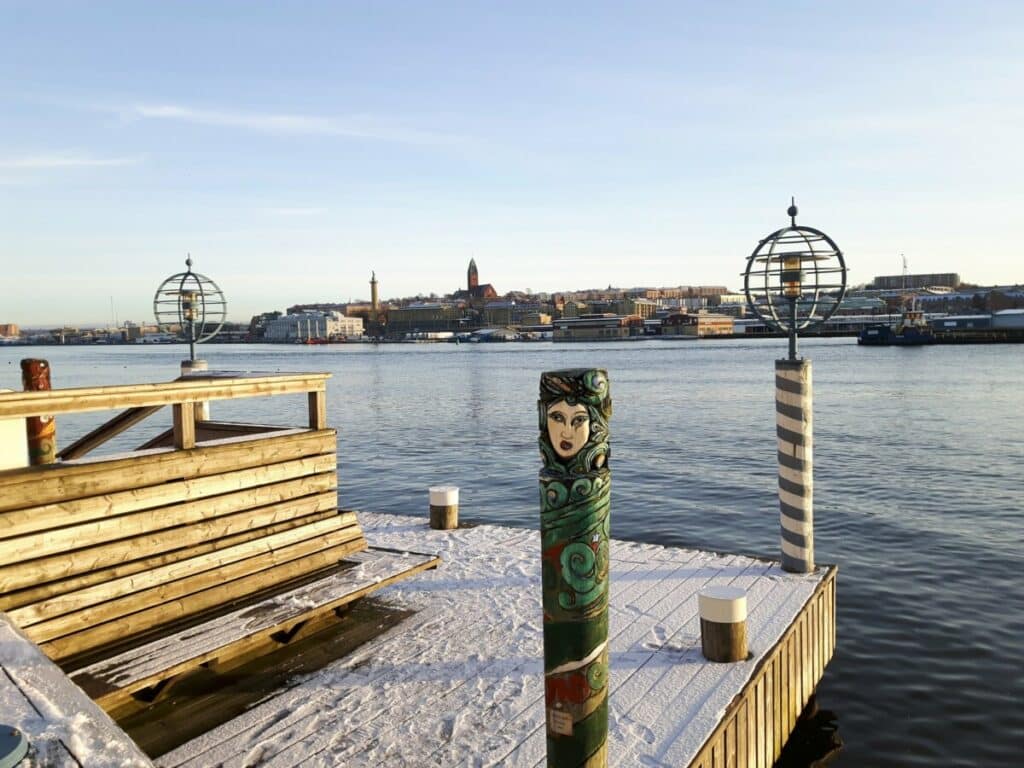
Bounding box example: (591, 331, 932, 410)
(0, 373, 331, 420)
(0, 428, 335, 512)
(136, 421, 291, 450)
(308, 390, 327, 430)
(173, 402, 196, 449)
(56, 405, 164, 460)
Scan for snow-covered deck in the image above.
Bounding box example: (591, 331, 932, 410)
(155, 512, 835, 768)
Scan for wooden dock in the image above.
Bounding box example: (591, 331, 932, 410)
(154, 512, 835, 768)
(0, 509, 834, 767)
(0, 370, 835, 767)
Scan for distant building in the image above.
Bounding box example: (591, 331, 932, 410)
(552, 314, 644, 342)
(263, 311, 363, 342)
(662, 312, 734, 337)
(453, 258, 498, 303)
(387, 302, 465, 334)
(0, 323, 20, 338)
(871, 273, 960, 291)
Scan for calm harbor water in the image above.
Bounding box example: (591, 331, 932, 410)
(2, 338, 1021, 766)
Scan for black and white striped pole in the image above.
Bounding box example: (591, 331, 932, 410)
(776, 357, 813, 571)
(744, 200, 847, 574)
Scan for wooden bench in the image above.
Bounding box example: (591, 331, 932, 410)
(0, 374, 440, 717)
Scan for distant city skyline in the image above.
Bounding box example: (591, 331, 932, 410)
(3, 2, 1023, 325)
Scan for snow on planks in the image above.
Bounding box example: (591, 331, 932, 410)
(157, 512, 835, 768)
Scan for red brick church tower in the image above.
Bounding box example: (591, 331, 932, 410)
(468, 258, 479, 291)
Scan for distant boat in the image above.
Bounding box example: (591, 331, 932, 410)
(858, 308, 936, 346)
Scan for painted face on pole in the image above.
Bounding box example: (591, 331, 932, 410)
(547, 401, 590, 460)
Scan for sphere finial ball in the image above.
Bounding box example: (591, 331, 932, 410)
(185, 254, 193, 269)
(787, 198, 798, 220)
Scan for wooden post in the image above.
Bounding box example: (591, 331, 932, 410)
(428, 486, 459, 530)
(699, 586, 748, 662)
(173, 402, 196, 449)
(20, 358, 56, 465)
(180, 359, 210, 420)
(775, 359, 814, 572)
(539, 368, 612, 768)
(308, 389, 326, 430)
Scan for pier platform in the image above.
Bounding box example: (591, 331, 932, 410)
(153, 512, 836, 768)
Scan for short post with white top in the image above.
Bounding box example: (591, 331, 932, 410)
(429, 486, 459, 530)
(698, 586, 748, 663)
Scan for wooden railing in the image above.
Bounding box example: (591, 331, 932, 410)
(0, 371, 331, 457)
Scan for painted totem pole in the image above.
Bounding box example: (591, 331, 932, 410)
(538, 368, 612, 767)
(20, 358, 56, 465)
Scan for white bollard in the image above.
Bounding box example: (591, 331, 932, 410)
(698, 585, 748, 663)
(428, 486, 459, 530)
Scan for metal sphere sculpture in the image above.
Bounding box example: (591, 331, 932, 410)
(153, 255, 227, 360)
(743, 199, 847, 360)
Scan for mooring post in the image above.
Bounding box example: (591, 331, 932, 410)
(698, 586, 748, 662)
(538, 368, 612, 767)
(775, 358, 814, 572)
(428, 485, 459, 530)
(20, 358, 56, 465)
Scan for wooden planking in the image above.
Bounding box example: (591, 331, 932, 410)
(72, 549, 441, 711)
(0, 428, 336, 512)
(11, 513, 360, 632)
(0, 510, 339, 612)
(0, 491, 340, 594)
(684, 565, 837, 768)
(0, 453, 336, 540)
(0, 373, 330, 419)
(0, 470, 337, 565)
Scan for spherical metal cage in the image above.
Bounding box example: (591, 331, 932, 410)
(743, 205, 847, 334)
(153, 258, 227, 343)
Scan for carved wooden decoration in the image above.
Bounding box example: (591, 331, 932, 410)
(538, 368, 612, 767)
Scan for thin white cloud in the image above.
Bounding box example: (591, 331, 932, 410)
(0, 153, 141, 169)
(266, 207, 328, 216)
(129, 103, 464, 145)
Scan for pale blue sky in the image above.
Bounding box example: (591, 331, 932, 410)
(2, 1, 1022, 325)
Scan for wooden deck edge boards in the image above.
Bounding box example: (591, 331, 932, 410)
(686, 564, 838, 768)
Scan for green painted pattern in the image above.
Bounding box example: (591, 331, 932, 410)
(539, 368, 612, 767)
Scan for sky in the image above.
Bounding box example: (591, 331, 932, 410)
(2, 1, 1022, 326)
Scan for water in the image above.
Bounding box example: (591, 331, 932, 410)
(3, 338, 1022, 766)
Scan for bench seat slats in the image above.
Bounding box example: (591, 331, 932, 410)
(0, 429, 335, 513)
(0, 510, 338, 612)
(0, 470, 337, 564)
(0, 491, 339, 594)
(0, 454, 336, 542)
(40, 533, 376, 662)
(69, 548, 441, 707)
(11, 513, 362, 634)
